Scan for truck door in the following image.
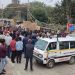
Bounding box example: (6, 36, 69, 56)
(59, 41, 70, 61)
(59, 41, 69, 56)
(47, 42, 61, 58)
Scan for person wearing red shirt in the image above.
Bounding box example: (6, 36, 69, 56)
(10, 37, 16, 63)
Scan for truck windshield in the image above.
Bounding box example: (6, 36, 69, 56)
(35, 39, 48, 51)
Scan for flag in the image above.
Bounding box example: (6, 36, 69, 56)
(69, 25, 74, 32)
(67, 23, 73, 31)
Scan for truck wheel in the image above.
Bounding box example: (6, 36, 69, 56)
(35, 60, 39, 64)
(69, 57, 75, 64)
(46, 60, 55, 68)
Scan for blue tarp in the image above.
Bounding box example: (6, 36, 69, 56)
(69, 25, 75, 32)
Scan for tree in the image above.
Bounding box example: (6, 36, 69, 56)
(50, 3, 67, 24)
(71, 1, 75, 23)
(0, 9, 3, 18)
(50, 0, 75, 24)
(30, 2, 48, 23)
(2, 0, 75, 25)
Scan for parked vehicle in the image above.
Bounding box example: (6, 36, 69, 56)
(34, 36, 75, 68)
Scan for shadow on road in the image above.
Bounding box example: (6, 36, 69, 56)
(34, 61, 70, 69)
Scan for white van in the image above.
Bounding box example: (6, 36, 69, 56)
(34, 36, 75, 68)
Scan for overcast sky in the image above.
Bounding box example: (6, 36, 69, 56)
(0, 0, 62, 8)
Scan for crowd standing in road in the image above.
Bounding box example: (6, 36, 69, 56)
(0, 25, 69, 74)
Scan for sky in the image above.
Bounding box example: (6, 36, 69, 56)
(0, 0, 62, 8)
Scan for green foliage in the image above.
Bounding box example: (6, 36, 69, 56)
(30, 2, 48, 23)
(0, 9, 2, 18)
(51, 4, 67, 24)
(31, 7, 48, 23)
(0, 0, 75, 25)
(50, 0, 75, 24)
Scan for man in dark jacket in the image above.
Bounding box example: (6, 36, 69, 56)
(31, 34, 37, 46)
(23, 35, 28, 58)
(24, 39, 34, 71)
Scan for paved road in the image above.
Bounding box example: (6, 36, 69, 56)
(6, 57, 75, 75)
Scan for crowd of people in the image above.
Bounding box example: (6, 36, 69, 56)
(0, 25, 68, 74)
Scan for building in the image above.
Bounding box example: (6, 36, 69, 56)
(12, 0, 19, 4)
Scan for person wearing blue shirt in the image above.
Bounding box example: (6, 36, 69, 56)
(16, 37, 23, 63)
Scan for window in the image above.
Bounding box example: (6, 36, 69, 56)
(35, 39, 48, 51)
(59, 41, 69, 50)
(70, 41, 75, 48)
(47, 42, 57, 51)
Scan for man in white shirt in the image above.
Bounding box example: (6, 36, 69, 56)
(5, 33, 12, 58)
(19, 34, 24, 41)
